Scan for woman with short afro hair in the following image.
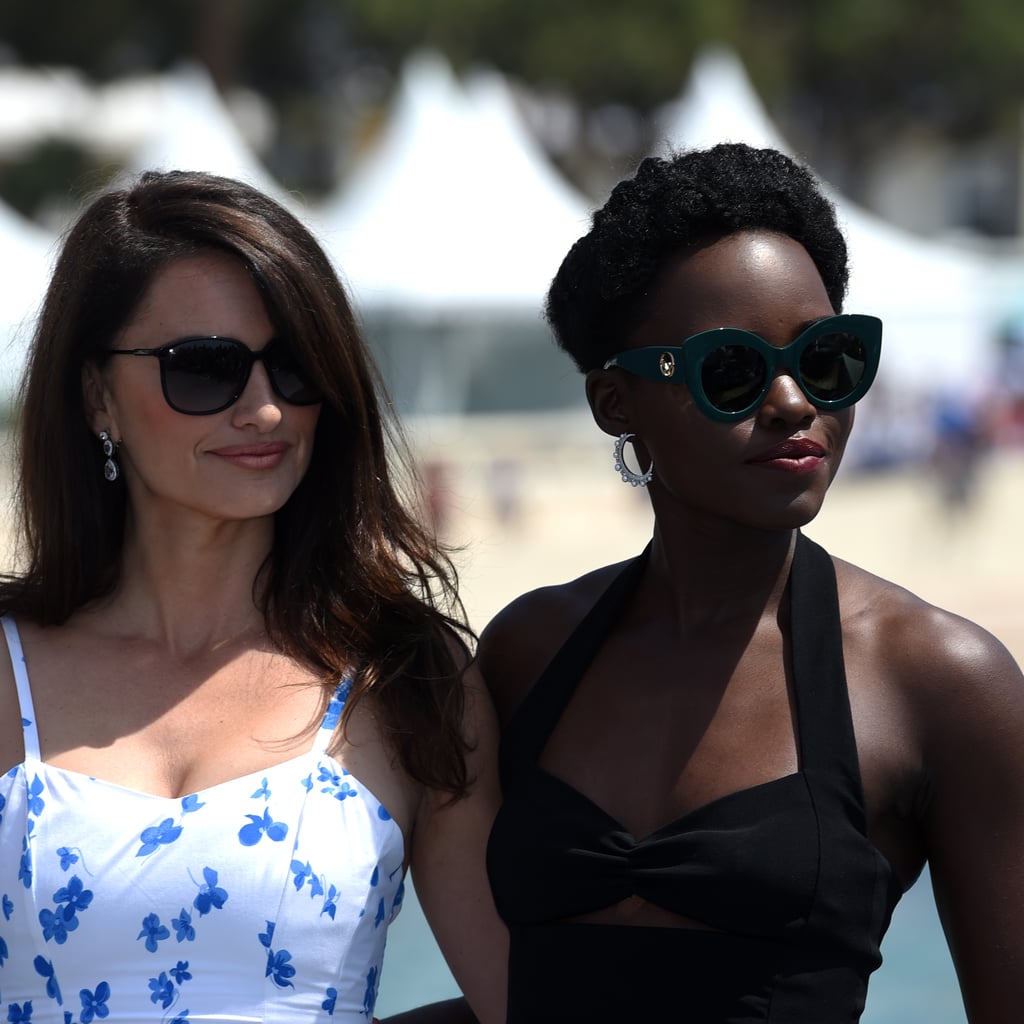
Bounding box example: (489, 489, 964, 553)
(481, 143, 1024, 1022)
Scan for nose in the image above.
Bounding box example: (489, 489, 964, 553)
(756, 371, 815, 428)
(231, 362, 283, 431)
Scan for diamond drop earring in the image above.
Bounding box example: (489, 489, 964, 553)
(100, 430, 120, 483)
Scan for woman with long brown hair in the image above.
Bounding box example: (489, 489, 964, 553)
(0, 170, 505, 1023)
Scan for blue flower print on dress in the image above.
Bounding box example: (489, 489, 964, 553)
(134, 798, 200, 858)
(6, 1000, 33, 1023)
(259, 921, 297, 989)
(192, 867, 229, 916)
(392, 879, 406, 916)
(136, 818, 183, 857)
(39, 906, 76, 944)
(172, 907, 196, 942)
(251, 777, 271, 801)
(0, 790, 5, 825)
(0, 933, 8, 965)
(289, 860, 324, 899)
(322, 987, 338, 1015)
(316, 765, 358, 798)
(39, 877, 93, 944)
(238, 809, 288, 847)
(26, 774, 45, 817)
(321, 884, 339, 920)
(148, 972, 175, 1010)
(363, 965, 379, 1018)
(265, 948, 296, 989)
(54, 876, 93, 918)
(137, 912, 170, 952)
(19, 836, 32, 888)
(79, 981, 110, 1023)
(300, 772, 313, 793)
(3, 892, 12, 919)
(33, 955, 62, 1004)
(56, 847, 80, 872)
(170, 960, 192, 985)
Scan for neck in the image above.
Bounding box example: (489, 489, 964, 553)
(644, 519, 797, 631)
(93, 511, 275, 657)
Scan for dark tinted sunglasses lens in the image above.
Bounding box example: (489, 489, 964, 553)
(264, 342, 322, 405)
(701, 345, 767, 412)
(799, 333, 866, 401)
(163, 339, 247, 413)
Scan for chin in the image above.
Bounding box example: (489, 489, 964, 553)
(750, 492, 829, 533)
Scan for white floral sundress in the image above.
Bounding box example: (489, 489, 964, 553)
(0, 615, 406, 1023)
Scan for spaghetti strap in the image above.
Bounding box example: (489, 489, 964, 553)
(2, 615, 39, 760)
(312, 677, 352, 752)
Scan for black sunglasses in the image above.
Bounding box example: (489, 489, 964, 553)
(603, 314, 882, 422)
(105, 336, 323, 415)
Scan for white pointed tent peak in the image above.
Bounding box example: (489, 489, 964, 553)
(316, 51, 592, 315)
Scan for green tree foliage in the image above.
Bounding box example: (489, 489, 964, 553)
(3, 0, 1024, 202)
(344, 0, 729, 106)
(4, 0, 1023, 137)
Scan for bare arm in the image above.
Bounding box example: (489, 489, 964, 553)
(378, 998, 477, 1024)
(912, 612, 1024, 1021)
(408, 663, 508, 1024)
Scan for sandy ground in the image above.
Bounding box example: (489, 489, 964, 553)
(1, 416, 1020, 665)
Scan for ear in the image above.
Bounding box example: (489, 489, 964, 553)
(81, 361, 117, 437)
(585, 368, 634, 438)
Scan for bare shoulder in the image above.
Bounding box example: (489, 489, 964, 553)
(477, 557, 636, 725)
(831, 555, 1024, 737)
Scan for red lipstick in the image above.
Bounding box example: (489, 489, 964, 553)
(209, 442, 288, 470)
(747, 438, 827, 474)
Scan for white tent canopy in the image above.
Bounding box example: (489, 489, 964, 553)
(312, 52, 595, 413)
(655, 46, 1001, 404)
(0, 67, 94, 153)
(119, 63, 300, 213)
(0, 199, 56, 409)
(315, 51, 592, 316)
(657, 46, 789, 154)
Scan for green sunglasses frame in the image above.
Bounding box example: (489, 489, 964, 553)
(603, 313, 883, 422)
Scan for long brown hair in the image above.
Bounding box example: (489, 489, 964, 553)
(1, 170, 473, 796)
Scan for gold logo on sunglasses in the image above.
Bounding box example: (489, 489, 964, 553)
(658, 351, 676, 378)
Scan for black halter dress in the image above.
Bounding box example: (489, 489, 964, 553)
(487, 534, 903, 1022)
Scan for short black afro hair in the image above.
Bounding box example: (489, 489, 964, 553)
(546, 143, 849, 372)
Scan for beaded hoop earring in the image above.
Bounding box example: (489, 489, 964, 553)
(613, 432, 653, 487)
